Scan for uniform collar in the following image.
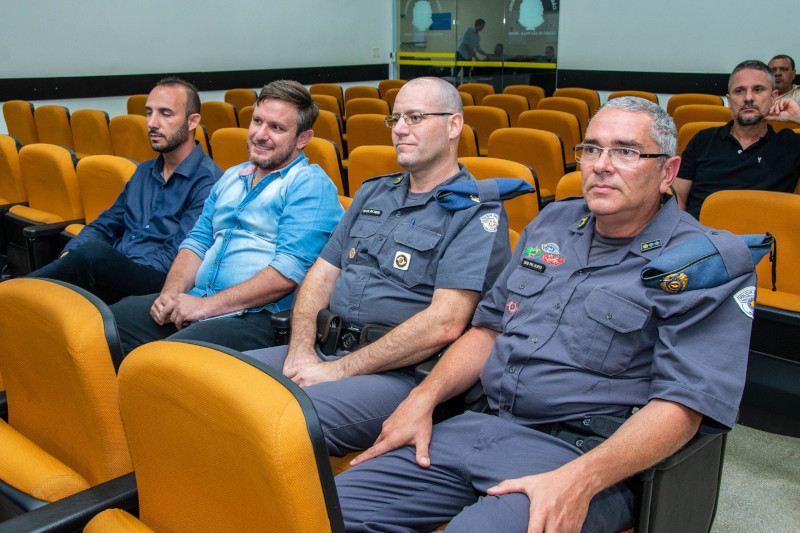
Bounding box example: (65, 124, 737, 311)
(390, 163, 471, 207)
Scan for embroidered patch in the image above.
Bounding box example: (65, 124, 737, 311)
(506, 300, 519, 314)
(543, 253, 565, 266)
(577, 216, 589, 229)
(540, 242, 560, 255)
(394, 251, 411, 270)
(361, 208, 382, 216)
(641, 239, 663, 252)
(480, 213, 499, 232)
(524, 246, 543, 257)
(394, 176, 404, 184)
(348, 247, 357, 259)
(470, 194, 480, 203)
(660, 272, 688, 294)
(521, 258, 546, 272)
(733, 286, 756, 319)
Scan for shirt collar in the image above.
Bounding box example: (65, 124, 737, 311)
(237, 152, 307, 184)
(151, 141, 206, 184)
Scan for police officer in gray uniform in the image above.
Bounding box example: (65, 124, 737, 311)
(336, 97, 757, 532)
(245, 77, 511, 456)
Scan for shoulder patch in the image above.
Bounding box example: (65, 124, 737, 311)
(733, 286, 756, 319)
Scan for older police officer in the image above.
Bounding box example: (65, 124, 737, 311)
(337, 97, 756, 533)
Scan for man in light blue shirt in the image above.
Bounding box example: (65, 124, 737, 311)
(111, 80, 344, 353)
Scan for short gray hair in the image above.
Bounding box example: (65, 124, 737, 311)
(729, 60, 775, 92)
(595, 96, 677, 160)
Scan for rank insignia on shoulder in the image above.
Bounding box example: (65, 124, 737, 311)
(577, 216, 589, 229)
(394, 251, 411, 270)
(470, 194, 480, 203)
(521, 258, 546, 272)
(641, 239, 662, 252)
(361, 208, 382, 216)
(394, 175, 404, 184)
(660, 272, 688, 294)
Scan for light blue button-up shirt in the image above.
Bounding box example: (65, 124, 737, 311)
(179, 153, 344, 313)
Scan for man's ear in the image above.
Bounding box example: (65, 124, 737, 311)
(187, 112, 201, 132)
(295, 128, 314, 150)
(659, 155, 681, 193)
(449, 112, 464, 141)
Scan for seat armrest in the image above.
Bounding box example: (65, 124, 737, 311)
(0, 472, 138, 533)
(0, 391, 6, 422)
(271, 309, 292, 345)
(23, 219, 85, 239)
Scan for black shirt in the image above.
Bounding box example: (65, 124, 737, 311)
(678, 121, 800, 218)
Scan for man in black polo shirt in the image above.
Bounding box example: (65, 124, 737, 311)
(674, 59, 800, 218)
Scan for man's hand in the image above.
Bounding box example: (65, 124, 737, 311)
(150, 291, 179, 325)
(768, 98, 800, 123)
(284, 359, 345, 387)
(487, 465, 593, 533)
(351, 389, 436, 468)
(168, 293, 212, 329)
(283, 344, 322, 375)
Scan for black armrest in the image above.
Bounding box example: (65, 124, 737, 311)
(23, 219, 85, 239)
(0, 472, 138, 533)
(0, 391, 6, 422)
(271, 309, 292, 345)
(20, 220, 84, 271)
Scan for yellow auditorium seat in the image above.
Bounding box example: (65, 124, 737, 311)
(458, 156, 540, 234)
(199, 101, 238, 138)
(313, 110, 346, 161)
(462, 106, 510, 156)
(126, 94, 148, 116)
(305, 137, 346, 197)
(194, 123, 212, 158)
(666, 93, 724, 116)
(378, 79, 407, 99)
(767, 119, 800, 132)
(34, 105, 75, 150)
(672, 104, 732, 132)
(71, 109, 114, 159)
(346, 145, 403, 196)
(488, 127, 565, 203)
(109, 114, 158, 164)
(238, 105, 254, 128)
(0, 278, 132, 517)
(2, 100, 39, 146)
(338, 195, 353, 211)
(344, 97, 390, 121)
(344, 85, 380, 105)
(553, 87, 601, 116)
(312, 94, 344, 120)
(503, 85, 545, 109)
(310, 84, 345, 116)
(555, 170, 583, 200)
(210, 127, 248, 172)
(459, 91, 475, 107)
(608, 90, 659, 104)
(518, 109, 582, 171)
(83, 340, 345, 533)
(224, 88, 258, 112)
(457, 82, 495, 105)
(0, 134, 26, 206)
(537, 96, 591, 139)
(345, 114, 393, 156)
(457, 124, 479, 158)
(382, 87, 401, 111)
(676, 121, 726, 155)
(481, 94, 530, 127)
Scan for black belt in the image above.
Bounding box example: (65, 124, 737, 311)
(491, 412, 630, 452)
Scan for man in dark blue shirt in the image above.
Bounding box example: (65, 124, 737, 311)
(30, 77, 223, 303)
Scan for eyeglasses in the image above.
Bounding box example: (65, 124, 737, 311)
(384, 112, 454, 128)
(574, 143, 669, 167)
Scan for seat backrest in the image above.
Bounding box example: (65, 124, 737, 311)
(676, 121, 726, 155)
(200, 101, 239, 138)
(699, 190, 800, 299)
(338, 195, 353, 211)
(457, 83, 495, 105)
(2, 100, 39, 146)
(312, 94, 343, 118)
(344, 85, 380, 104)
(224, 88, 258, 112)
(312, 110, 346, 158)
(115, 341, 344, 532)
(34, 105, 74, 150)
(76, 155, 137, 224)
(458, 124, 479, 158)
(378, 79, 407, 99)
(238, 105, 254, 128)
(305, 137, 346, 196)
(71, 109, 114, 159)
(481, 94, 530, 127)
(345, 114, 393, 154)
(462, 106, 510, 156)
(210, 127, 249, 171)
(487, 128, 565, 200)
(0, 134, 26, 203)
(17, 143, 82, 221)
(672, 104, 733, 132)
(667, 93, 724, 116)
(459, 91, 475, 107)
(608, 90, 659, 104)
(383, 87, 401, 111)
(345, 98, 390, 119)
(195, 123, 212, 158)
(503, 85, 545, 109)
(537, 97, 591, 139)
(555, 170, 583, 200)
(347, 145, 403, 196)
(309, 84, 345, 116)
(458, 156, 540, 233)
(552, 88, 600, 116)
(766, 119, 800, 132)
(0, 279, 132, 497)
(126, 94, 148, 116)
(109, 114, 158, 164)
(517, 109, 581, 167)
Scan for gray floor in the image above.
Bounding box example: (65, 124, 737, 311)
(712, 424, 800, 532)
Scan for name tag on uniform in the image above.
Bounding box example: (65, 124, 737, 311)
(362, 208, 382, 216)
(521, 258, 545, 273)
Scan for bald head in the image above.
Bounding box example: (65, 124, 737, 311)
(400, 77, 464, 116)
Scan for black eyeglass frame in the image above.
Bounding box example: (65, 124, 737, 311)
(384, 112, 455, 128)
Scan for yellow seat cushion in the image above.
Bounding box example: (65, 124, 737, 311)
(7, 203, 65, 224)
(85, 508, 157, 532)
(756, 291, 800, 313)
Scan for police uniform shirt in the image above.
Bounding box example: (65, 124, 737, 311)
(319, 165, 511, 328)
(679, 122, 800, 218)
(472, 197, 754, 432)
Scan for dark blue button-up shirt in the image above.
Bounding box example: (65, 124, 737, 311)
(64, 142, 223, 273)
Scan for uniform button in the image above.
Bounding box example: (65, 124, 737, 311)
(531, 337, 539, 344)
(349, 306, 356, 311)
(711, 231, 718, 235)
(130, 235, 135, 240)
(145, 224, 150, 229)
(237, 207, 242, 211)
(236, 226, 240, 230)
(207, 284, 212, 289)
(224, 238, 229, 242)
(519, 283, 525, 289)
(577, 269, 585, 275)
(395, 213, 401, 217)
(502, 404, 510, 411)
(606, 313, 613, 320)
(160, 185, 165, 190)
(358, 275, 365, 280)
(378, 235, 385, 241)
(554, 302, 561, 309)
(214, 261, 219, 266)
(509, 366, 515, 373)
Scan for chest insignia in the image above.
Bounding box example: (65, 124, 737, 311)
(361, 208, 382, 216)
(480, 213, 499, 232)
(394, 251, 411, 271)
(542, 253, 565, 266)
(521, 258, 546, 272)
(577, 216, 589, 229)
(470, 194, 480, 203)
(660, 272, 688, 294)
(348, 247, 357, 259)
(506, 300, 519, 314)
(640, 239, 662, 252)
(524, 246, 543, 257)
(394, 176, 404, 184)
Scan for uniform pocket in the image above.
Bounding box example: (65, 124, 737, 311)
(379, 224, 443, 287)
(568, 288, 650, 374)
(502, 268, 551, 332)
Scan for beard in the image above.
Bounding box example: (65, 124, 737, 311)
(150, 120, 190, 153)
(735, 106, 765, 126)
(248, 138, 297, 172)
